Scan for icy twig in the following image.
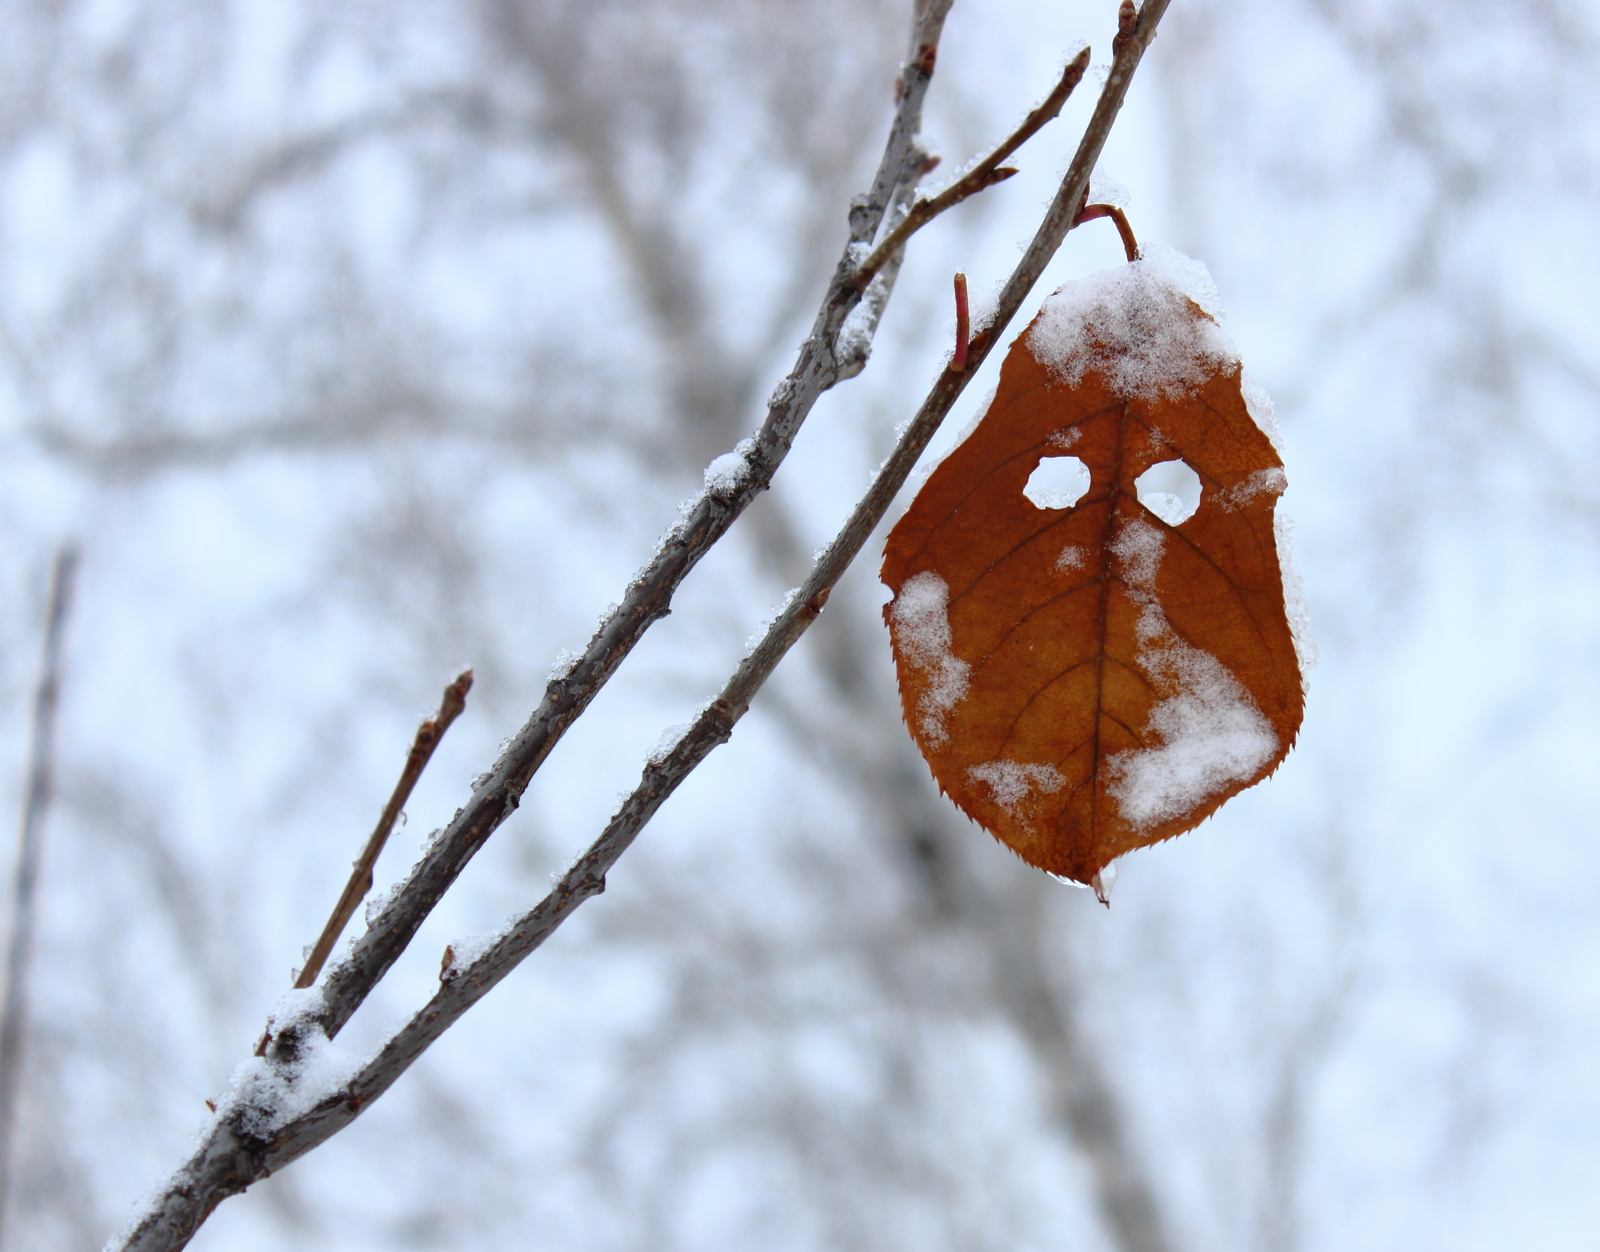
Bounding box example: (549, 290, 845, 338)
(292, 669, 473, 991)
(849, 44, 1092, 291)
(107, 2, 1174, 1245)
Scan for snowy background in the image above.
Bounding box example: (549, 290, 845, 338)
(1, 1, 1598, 1249)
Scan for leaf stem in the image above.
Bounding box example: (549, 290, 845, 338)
(1073, 202, 1142, 262)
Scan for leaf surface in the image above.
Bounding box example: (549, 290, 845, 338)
(882, 259, 1305, 886)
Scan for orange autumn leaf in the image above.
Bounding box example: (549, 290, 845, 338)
(882, 256, 1307, 890)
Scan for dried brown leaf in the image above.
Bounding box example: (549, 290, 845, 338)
(883, 263, 1305, 887)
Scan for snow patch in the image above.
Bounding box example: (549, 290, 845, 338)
(1218, 466, 1287, 509)
(226, 988, 362, 1138)
(647, 714, 699, 765)
(746, 587, 802, 651)
(1275, 512, 1318, 683)
(1107, 516, 1278, 830)
(1240, 370, 1283, 453)
(968, 760, 1066, 825)
(440, 920, 515, 982)
(363, 887, 390, 928)
(1028, 245, 1235, 401)
(704, 438, 755, 493)
(836, 271, 887, 364)
(1088, 169, 1130, 209)
(889, 572, 971, 749)
(1110, 514, 1165, 588)
(1108, 627, 1278, 830)
(1054, 545, 1086, 573)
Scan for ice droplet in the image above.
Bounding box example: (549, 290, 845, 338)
(1048, 860, 1120, 906)
(1091, 861, 1119, 905)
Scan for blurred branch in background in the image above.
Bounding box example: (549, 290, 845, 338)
(0, 542, 78, 1249)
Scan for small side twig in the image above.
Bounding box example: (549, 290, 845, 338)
(293, 669, 472, 991)
(0, 543, 79, 1247)
(850, 45, 1092, 290)
(951, 272, 971, 371)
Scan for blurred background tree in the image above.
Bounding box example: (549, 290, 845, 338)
(0, 1, 1597, 1250)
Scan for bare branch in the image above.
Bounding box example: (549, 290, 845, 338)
(0, 542, 79, 1247)
(107, 3, 1175, 1245)
(293, 669, 473, 992)
(850, 45, 1092, 289)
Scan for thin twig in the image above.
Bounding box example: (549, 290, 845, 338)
(0, 543, 79, 1248)
(109, 2, 1175, 1244)
(850, 45, 1091, 290)
(952, 272, 971, 371)
(292, 670, 472, 992)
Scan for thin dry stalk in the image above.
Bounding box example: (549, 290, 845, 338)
(293, 669, 473, 991)
(0, 543, 79, 1248)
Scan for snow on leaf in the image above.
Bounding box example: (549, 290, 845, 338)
(886, 571, 971, 749)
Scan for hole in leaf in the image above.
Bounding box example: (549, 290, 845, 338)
(1023, 456, 1091, 510)
(1135, 459, 1201, 525)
